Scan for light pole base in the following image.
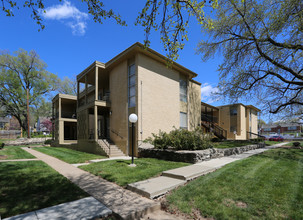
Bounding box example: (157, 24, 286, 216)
(128, 163, 137, 167)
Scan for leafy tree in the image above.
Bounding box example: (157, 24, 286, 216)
(0, 49, 59, 136)
(1, 0, 217, 60)
(197, 0, 303, 117)
(58, 76, 77, 96)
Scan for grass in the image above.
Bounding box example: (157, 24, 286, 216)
(33, 147, 106, 163)
(80, 158, 189, 187)
(285, 141, 303, 147)
(213, 140, 262, 149)
(166, 148, 303, 219)
(265, 141, 282, 146)
(0, 161, 88, 218)
(0, 146, 35, 160)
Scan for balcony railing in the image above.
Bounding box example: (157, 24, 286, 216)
(54, 111, 77, 119)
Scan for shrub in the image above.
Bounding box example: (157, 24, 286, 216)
(145, 127, 212, 150)
(293, 142, 301, 147)
(44, 139, 52, 145)
(0, 142, 4, 149)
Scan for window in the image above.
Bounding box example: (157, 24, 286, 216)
(128, 63, 136, 107)
(288, 126, 297, 131)
(249, 110, 252, 121)
(230, 107, 237, 116)
(180, 78, 187, 102)
(180, 112, 188, 129)
(230, 126, 237, 133)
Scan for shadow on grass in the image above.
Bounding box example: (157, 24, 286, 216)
(0, 161, 88, 218)
(257, 148, 303, 162)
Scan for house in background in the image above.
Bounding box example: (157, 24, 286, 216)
(201, 102, 261, 140)
(261, 123, 302, 136)
(0, 117, 10, 130)
(52, 94, 77, 145)
(52, 42, 201, 157)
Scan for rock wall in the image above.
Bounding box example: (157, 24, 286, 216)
(4, 138, 51, 146)
(138, 143, 266, 163)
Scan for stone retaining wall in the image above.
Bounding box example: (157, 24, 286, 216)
(138, 143, 266, 163)
(4, 138, 51, 146)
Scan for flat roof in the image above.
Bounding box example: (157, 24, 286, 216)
(52, 93, 77, 102)
(217, 103, 261, 112)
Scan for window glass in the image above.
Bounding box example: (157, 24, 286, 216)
(129, 96, 136, 107)
(180, 112, 188, 129)
(180, 78, 187, 102)
(128, 63, 136, 107)
(230, 107, 237, 116)
(230, 126, 237, 132)
(129, 86, 136, 97)
(129, 75, 136, 86)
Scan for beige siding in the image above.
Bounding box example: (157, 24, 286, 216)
(236, 105, 247, 140)
(188, 81, 201, 130)
(137, 53, 179, 142)
(109, 60, 128, 154)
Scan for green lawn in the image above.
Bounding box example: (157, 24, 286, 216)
(0, 161, 88, 218)
(166, 148, 303, 219)
(0, 146, 35, 160)
(80, 158, 189, 187)
(265, 140, 283, 146)
(213, 140, 262, 149)
(33, 147, 106, 163)
(285, 141, 303, 147)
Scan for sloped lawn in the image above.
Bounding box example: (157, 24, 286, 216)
(34, 147, 106, 163)
(0, 146, 35, 160)
(80, 158, 189, 187)
(213, 140, 263, 149)
(0, 161, 88, 218)
(166, 148, 303, 219)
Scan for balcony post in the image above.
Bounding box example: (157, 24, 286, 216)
(85, 74, 88, 104)
(59, 97, 61, 119)
(94, 105, 98, 140)
(95, 66, 98, 101)
(77, 81, 79, 107)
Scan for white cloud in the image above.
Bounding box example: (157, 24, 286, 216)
(201, 83, 219, 103)
(42, 1, 88, 35)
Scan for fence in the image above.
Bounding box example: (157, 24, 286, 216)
(0, 130, 21, 139)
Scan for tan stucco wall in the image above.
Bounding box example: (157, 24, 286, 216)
(109, 60, 128, 154)
(219, 106, 232, 139)
(188, 80, 201, 130)
(136, 53, 179, 142)
(235, 105, 247, 140)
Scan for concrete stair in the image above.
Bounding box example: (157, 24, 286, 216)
(97, 139, 125, 157)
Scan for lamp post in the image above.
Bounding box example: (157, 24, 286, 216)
(129, 113, 138, 167)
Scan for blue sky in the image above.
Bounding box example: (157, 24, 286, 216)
(1, 1, 225, 106)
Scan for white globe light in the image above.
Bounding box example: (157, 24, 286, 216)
(129, 113, 138, 123)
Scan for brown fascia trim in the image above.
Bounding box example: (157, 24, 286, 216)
(81, 42, 198, 79)
(190, 79, 201, 85)
(52, 93, 77, 103)
(77, 61, 105, 81)
(201, 101, 219, 110)
(217, 103, 261, 112)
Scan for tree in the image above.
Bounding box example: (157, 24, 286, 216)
(197, 0, 303, 117)
(58, 76, 77, 96)
(1, 0, 217, 60)
(0, 49, 59, 137)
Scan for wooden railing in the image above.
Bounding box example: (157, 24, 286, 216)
(201, 114, 227, 139)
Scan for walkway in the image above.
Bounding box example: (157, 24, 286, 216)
(128, 143, 288, 199)
(4, 197, 111, 220)
(22, 147, 160, 220)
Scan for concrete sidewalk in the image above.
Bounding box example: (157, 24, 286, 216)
(22, 147, 160, 220)
(128, 142, 288, 199)
(4, 197, 111, 220)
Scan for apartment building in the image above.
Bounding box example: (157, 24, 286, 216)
(201, 102, 260, 140)
(52, 42, 201, 157)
